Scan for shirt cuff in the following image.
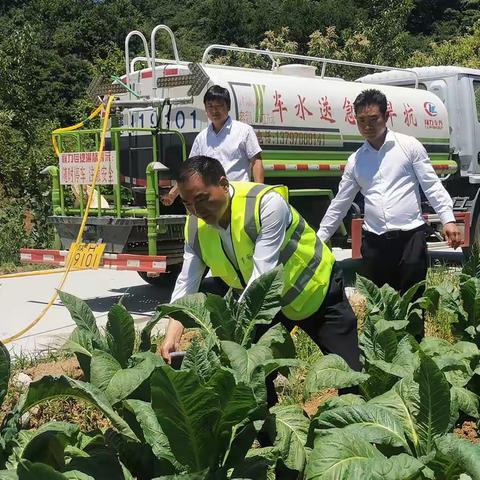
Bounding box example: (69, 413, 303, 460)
(316, 228, 328, 243)
(439, 210, 456, 226)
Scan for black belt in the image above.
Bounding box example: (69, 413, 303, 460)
(363, 224, 426, 240)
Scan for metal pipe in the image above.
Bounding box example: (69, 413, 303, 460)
(113, 130, 122, 218)
(151, 24, 181, 98)
(202, 44, 420, 87)
(124, 30, 152, 101)
(146, 162, 159, 255)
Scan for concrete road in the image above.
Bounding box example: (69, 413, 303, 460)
(0, 269, 173, 357)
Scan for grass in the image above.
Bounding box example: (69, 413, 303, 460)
(425, 264, 460, 342)
(276, 329, 329, 411)
(0, 262, 61, 275)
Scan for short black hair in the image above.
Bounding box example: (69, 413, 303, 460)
(175, 156, 226, 186)
(203, 85, 231, 110)
(354, 89, 388, 115)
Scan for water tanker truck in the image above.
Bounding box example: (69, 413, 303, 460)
(29, 25, 478, 283)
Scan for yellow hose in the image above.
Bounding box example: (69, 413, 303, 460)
(2, 96, 115, 344)
(52, 103, 104, 157)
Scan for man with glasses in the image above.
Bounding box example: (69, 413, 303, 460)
(317, 89, 461, 337)
(161, 85, 264, 205)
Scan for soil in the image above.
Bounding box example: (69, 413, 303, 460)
(454, 420, 479, 444)
(302, 389, 337, 417)
(24, 356, 83, 381)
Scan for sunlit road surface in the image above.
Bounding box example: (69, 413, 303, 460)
(0, 269, 173, 357)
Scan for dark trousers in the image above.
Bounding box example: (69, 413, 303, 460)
(200, 269, 361, 405)
(360, 224, 428, 336)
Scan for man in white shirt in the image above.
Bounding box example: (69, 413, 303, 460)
(161, 156, 361, 404)
(161, 85, 264, 205)
(317, 89, 461, 335)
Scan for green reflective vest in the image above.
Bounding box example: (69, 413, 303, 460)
(185, 181, 335, 320)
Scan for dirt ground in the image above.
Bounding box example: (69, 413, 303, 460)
(302, 388, 337, 417)
(454, 420, 479, 444)
(24, 356, 83, 381)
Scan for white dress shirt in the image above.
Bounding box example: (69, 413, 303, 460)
(189, 116, 262, 181)
(170, 187, 292, 302)
(317, 129, 455, 241)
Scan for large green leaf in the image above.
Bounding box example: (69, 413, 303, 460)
(57, 291, 103, 345)
(355, 275, 382, 308)
(256, 323, 295, 360)
(304, 354, 369, 399)
(152, 472, 209, 479)
(460, 277, 480, 322)
(206, 368, 257, 438)
(305, 431, 383, 479)
(315, 394, 366, 416)
(222, 422, 263, 471)
(106, 304, 135, 367)
(269, 405, 310, 473)
(7, 422, 79, 470)
(150, 366, 221, 471)
(0, 340, 10, 408)
(220, 340, 272, 383)
(348, 454, 424, 480)
(369, 377, 420, 451)
(158, 294, 215, 336)
(63, 451, 128, 480)
(90, 351, 122, 391)
(104, 355, 156, 405)
(233, 447, 276, 479)
(236, 266, 284, 347)
(360, 320, 398, 363)
(420, 337, 453, 357)
(15, 460, 68, 479)
(435, 434, 480, 480)
(204, 294, 236, 341)
(414, 353, 451, 455)
(141, 294, 217, 351)
(181, 337, 217, 383)
(307, 431, 423, 480)
(22, 375, 138, 441)
(397, 281, 425, 318)
(311, 404, 410, 451)
(62, 328, 95, 379)
(451, 386, 479, 418)
(462, 242, 480, 278)
(123, 399, 178, 467)
(63, 471, 95, 480)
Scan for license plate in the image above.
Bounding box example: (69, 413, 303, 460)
(68, 242, 106, 269)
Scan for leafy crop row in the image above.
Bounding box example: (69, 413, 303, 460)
(0, 254, 479, 479)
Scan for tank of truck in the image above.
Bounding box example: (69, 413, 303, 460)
(115, 61, 454, 230)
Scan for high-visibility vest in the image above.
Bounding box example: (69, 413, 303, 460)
(185, 181, 335, 320)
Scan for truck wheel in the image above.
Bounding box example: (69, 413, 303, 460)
(138, 264, 182, 286)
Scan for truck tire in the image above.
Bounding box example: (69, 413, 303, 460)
(138, 264, 182, 286)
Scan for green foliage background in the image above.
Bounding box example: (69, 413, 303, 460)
(1, 0, 480, 265)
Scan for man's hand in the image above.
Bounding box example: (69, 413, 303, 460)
(160, 185, 179, 206)
(160, 318, 184, 363)
(443, 222, 462, 249)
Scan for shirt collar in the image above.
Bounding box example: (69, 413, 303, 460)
(208, 115, 232, 135)
(361, 128, 395, 152)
